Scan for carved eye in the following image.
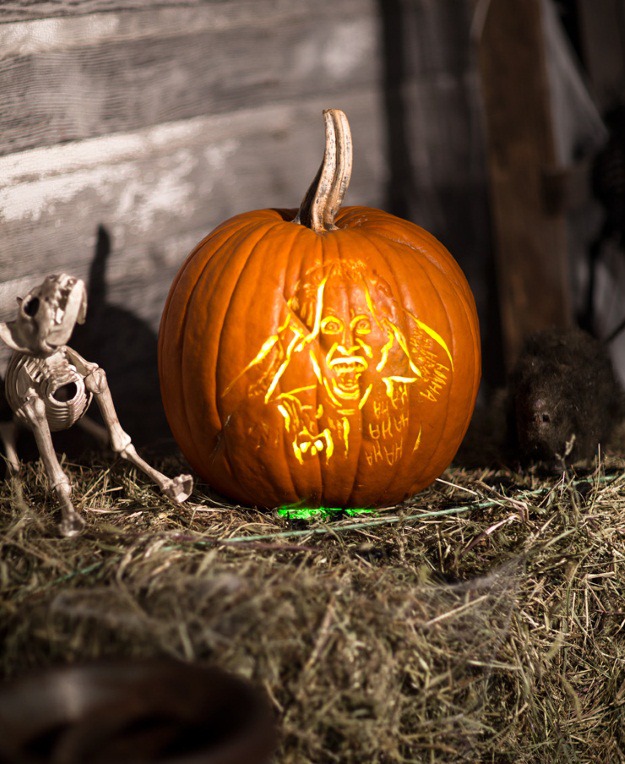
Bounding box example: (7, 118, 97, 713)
(22, 296, 40, 318)
(351, 316, 372, 335)
(321, 316, 343, 335)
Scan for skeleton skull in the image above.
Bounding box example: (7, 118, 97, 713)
(0, 274, 87, 357)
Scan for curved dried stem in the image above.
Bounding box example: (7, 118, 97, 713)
(294, 109, 353, 233)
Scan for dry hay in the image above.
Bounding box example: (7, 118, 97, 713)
(2, 436, 625, 763)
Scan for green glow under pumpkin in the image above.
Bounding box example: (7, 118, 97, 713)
(277, 505, 377, 520)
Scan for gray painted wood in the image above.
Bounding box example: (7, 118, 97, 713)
(0, 1, 378, 156)
(0, 0, 250, 23)
(479, 0, 571, 369)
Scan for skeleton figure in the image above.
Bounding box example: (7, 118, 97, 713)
(0, 274, 192, 536)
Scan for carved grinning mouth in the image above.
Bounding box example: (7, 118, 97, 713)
(329, 356, 367, 373)
(328, 356, 367, 397)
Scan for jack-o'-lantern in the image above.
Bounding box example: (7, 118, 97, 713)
(158, 110, 481, 508)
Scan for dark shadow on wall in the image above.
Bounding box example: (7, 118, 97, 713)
(71, 225, 172, 449)
(376, 0, 506, 394)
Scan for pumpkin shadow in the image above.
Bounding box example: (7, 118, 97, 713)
(70, 225, 172, 451)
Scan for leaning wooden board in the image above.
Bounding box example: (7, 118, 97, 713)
(478, 0, 572, 369)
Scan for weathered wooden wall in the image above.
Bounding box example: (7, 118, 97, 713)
(0, 0, 491, 444)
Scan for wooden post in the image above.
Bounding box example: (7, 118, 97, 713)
(478, 0, 572, 368)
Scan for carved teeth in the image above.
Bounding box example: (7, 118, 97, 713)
(329, 357, 367, 373)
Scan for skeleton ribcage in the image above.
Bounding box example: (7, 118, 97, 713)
(5, 351, 92, 432)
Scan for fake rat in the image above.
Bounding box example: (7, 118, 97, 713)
(0, 273, 193, 536)
(507, 327, 623, 467)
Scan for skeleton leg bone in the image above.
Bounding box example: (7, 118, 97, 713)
(19, 389, 85, 536)
(0, 420, 20, 474)
(84, 366, 192, 503)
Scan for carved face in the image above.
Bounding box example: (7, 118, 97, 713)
(0, 274, 87, 356)
(314, 272, 392, 408)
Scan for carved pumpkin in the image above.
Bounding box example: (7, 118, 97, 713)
(158, 110, 481, 508)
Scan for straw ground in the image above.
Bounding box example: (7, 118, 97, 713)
(2, 430, 625, 762)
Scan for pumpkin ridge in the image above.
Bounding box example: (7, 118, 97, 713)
(337, 233, 401, 505)
(302, 228, 330, 503)
(270, 222, 325, 503)
(160, 221, 250, 467)
(374, 227, 464, 284)
(215, 218, 306, 502)
(445, 276, 481, 434)
(172, 245, 240, 472)
(340, 208, 471, 296)
(321, 231, 361, 505)
(342, 233, 426, 504)
(357, 230, 472, 499)
(288, 227, 326, 503)
(414, 277, 480, 486)
(336, 229, 377, 506)
(366, 228, 468, 367)
(406, 272, 476, 486)
(178, 219, 285, 479)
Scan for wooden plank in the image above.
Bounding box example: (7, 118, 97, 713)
(0, 0, 230, 23)
(0, 0, 370, 57)
(377, 0, 489, 229)
(478, 0, 572, 368)
(0, 0, 378, 156)
(399, 76, 487, 206)
(378, 1, 494, 388)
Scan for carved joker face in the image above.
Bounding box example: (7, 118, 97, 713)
(316, 274, 389, 409)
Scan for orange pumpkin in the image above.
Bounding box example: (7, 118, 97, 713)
(158, 110, 481, 508)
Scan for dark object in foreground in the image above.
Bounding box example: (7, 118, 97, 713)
(0, 658, 277, 764)
(508, 328, 622, 466)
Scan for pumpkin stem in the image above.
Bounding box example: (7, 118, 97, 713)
(294, 109, 353, 233)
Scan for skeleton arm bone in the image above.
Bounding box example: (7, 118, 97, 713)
(67, 349, 193, 504)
